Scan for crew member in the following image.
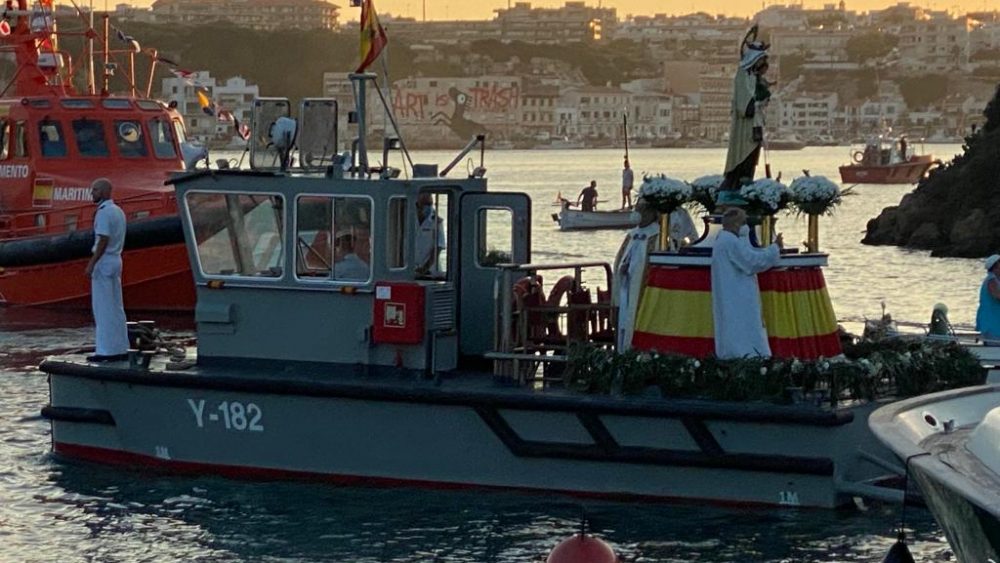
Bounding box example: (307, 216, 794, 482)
(85, 178, 129, 362)
(577, 180, 598, 213)
(621, 159, 634, 209)
(416, 193, 445, 277)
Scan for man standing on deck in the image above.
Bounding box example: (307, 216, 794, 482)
(577, 180, 598, 212)
(85, 178, 129, 362)
(711, 208, 783, 359)
(621, 159, 634, 209)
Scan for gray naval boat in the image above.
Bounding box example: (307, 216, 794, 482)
(41, 74, 902, 509)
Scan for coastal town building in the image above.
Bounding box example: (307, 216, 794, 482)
(149, 0, 340, 31)
(160, 71, 259, 145)
(493, 2, 617, 43)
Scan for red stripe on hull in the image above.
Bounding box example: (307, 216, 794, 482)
(0, 243, 194, 310)
(838, 161, 934, 184)
(51, 441, 802, 509)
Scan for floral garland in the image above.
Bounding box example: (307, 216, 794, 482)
(789, 175, 846, 216)
(638, 174, 691, 214)
(566, 339, 984, 404)
(689, 174, 724, 214)
(739, 178, 791, 216)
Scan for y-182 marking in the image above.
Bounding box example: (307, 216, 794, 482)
(187, 399, 264, 432)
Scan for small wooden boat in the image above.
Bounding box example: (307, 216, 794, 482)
(552, 205, 639, 231)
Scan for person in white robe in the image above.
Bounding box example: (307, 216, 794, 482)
(711, 207, 783, 359)
(613, 202, 660, 351)
(85, 178, 130, 362)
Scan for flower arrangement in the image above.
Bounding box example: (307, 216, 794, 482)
(789, 175, 845, 216)
(739, 178, 791, 216)
(638, 174, 691, 214)
(689, 174, 725, 214)
(567, 338, 984, 405)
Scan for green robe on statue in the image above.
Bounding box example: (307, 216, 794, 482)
(724, 69, 758, 175)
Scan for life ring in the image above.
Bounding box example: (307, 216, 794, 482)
(511, 275, 546, 345)
(852, 150, 865, 163)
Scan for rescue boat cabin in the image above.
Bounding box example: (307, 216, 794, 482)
(0, 96, 187, 239)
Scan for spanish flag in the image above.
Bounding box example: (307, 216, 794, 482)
(356, 0, 387, 73)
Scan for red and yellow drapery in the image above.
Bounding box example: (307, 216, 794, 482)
(631, 262, 841, 359)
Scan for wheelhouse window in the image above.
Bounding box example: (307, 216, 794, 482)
(476, 208, 513, 267)
(39, 120, 67, 157)
(0, 121, 9, 159)
(14, 121, 28, 157)
(185, 192, 284, 278)
(295, 195, 372, 283)
(115, 120, 148, 158)
(415, 191, 449, 279)
(149, 118, 178, 158)
(72, 119, 109, 157)
(386, 197, 407, 270)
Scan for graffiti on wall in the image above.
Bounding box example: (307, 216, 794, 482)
(391, 79, 521, 140)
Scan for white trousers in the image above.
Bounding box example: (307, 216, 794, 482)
(91, 254, 129, 355)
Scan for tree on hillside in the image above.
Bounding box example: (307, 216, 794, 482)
(846, 32, 899, 63)
(899, 75, 948, 109)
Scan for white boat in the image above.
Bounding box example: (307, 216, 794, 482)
(553, 206, 639, 231)
(870, 380, 1000, 561)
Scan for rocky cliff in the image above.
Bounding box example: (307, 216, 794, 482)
(862, 83, 1000, 257)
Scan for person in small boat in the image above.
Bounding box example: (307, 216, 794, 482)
(898, 135, 908, 161)
(621, 159, 634, 209)
(333, 230, 370, 281)
(415, 193, 445, 278)
(976, 254, 1000, 344)
(84, 178, 129, 363)
(577, 180, 598, 212)
(711, 207, 783, 359)
(720, 27, 771, 195)
(613, 200, 659, 351)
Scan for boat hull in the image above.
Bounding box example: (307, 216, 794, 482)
(870, 385, 1000, 562)
(554, 208, 639, 231)
(838, 155, 936, 184)
(42, 359, 898, 508)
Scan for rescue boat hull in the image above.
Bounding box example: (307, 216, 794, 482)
(838, 155, 936, 184)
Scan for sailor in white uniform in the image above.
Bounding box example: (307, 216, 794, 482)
(85, 178, 130, 362)
(711, 207, 783, 359)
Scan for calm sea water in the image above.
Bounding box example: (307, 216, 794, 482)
(0, 146, 976, 562)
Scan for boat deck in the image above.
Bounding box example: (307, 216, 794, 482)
(42, 351, 856, 425)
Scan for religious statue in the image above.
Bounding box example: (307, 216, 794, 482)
(719, 25, 772, 200)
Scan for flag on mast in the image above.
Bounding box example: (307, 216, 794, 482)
(356, 0, 387, 73)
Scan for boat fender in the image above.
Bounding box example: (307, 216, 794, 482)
(852, 150, 865, 163)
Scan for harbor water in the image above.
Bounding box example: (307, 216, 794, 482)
(0, 146, 976, 562)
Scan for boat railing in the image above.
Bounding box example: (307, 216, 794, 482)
(489, 261, 615, 387)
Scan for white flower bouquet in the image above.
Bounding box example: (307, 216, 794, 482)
(739, 178, 790, 216)
(689, 174, 724, 213)
(638, 174, 691, 214)
(789, 175, 845, 215)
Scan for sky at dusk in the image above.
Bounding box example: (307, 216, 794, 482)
(119, 0, 997, 21)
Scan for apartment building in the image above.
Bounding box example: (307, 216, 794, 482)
(150, 0, 340, 31)
(493, 1, 617, 43)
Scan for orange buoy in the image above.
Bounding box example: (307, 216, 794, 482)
(546, 533, 618, 563)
